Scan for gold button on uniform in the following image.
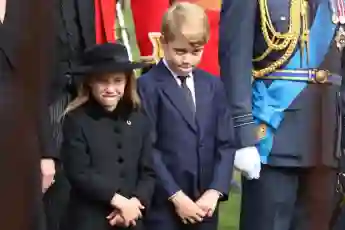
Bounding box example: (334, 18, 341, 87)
(314, 70, 328, 83)
(257, 124, 267, 140)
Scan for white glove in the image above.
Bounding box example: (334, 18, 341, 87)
(234, 146, 261, 180)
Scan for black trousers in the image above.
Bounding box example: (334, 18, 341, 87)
(43, 170, 70, 230)
(332, 155, 345, 230)
(240, 165, 337, 230)
(333, 207, 345, 230)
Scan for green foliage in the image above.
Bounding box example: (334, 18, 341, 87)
(219, 193, 241, 230)
(116, 2, 140, 60)
(218, 171, 241, 230)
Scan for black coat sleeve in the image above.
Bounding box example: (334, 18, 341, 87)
(61, 114, 118, 205)
(37, 106, 57, 159)
(33, 0, 59, 160)
(219, 0, 258, 148)
(131, 116, 156, 208)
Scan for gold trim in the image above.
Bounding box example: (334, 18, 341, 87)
(148, 32, 164, 64)
(255, 69, 331, 84)
(257, 124, 267, 140)
(314, 69, 329, 83)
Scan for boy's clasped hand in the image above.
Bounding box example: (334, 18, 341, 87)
(171, 189, 221, 224)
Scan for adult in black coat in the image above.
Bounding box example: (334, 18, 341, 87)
(43, 0, 98, 228)
(0, 0, 57, 230)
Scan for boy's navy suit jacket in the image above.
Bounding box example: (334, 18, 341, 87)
(137, 60, 235, 207)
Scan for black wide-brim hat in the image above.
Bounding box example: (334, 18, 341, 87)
(71, 43, 148, 75)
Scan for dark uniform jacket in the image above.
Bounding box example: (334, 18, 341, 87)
(61, 99, 156, 230)
(219, 0, 343, 167)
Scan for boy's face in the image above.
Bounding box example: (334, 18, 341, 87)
(162, 30, 205, 76)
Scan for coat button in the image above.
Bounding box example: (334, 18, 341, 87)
(117, 143, 122, 149)
(114, 127, 121, 133)
(118, 157, 124, 163)
(120, 171, 126, 178)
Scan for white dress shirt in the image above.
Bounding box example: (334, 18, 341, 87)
(162, 59, 196, 105)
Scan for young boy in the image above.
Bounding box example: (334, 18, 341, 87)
(137, 3, 235, 230)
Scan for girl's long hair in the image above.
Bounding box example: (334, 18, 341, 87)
(62, 71, 140, 117)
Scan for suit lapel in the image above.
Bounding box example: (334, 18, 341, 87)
(77, 0, 96, 48)
(154, 62, 197, 132)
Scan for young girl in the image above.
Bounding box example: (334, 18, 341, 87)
(61, 43, 155, 230)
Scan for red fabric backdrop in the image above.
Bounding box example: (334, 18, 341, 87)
(94, 0, 220, 76)
(95, 0, 116, 44)
(200, 9, 220, 76)
(131, 0, 170, 57)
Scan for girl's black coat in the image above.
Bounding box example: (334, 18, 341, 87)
(61, 100, 156, 230)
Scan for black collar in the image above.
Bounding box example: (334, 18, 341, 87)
(85, 97, 132, 121)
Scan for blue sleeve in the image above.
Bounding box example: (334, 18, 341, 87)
(219, 0, 258, 147)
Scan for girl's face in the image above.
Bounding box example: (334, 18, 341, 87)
(88, 72, 127, 111)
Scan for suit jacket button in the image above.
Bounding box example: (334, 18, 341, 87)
(117, 143, 122, 149)
(120, 171, 126, 178)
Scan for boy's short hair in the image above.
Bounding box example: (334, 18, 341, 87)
(161, 2, 210, 46)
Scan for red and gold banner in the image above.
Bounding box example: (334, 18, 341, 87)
(131, 0, 170, 57)
(95, 0, 116, 44)
(93, 0, 220, 76)
(94, 0, 169, 54)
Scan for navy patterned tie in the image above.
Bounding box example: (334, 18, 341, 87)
(178, 76, 195, 113)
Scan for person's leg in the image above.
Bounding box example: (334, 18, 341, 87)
(43, 171, 70, 230)
(239, 165, 299, 230)
(144, 201, 183, 230)
(189, 207, 219, 230)
(332, 206, 345, 230)
(291, 166, 337, 230)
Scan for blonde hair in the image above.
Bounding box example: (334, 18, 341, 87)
(161, 2, 210, 46)
(62, 71, 140, 117)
